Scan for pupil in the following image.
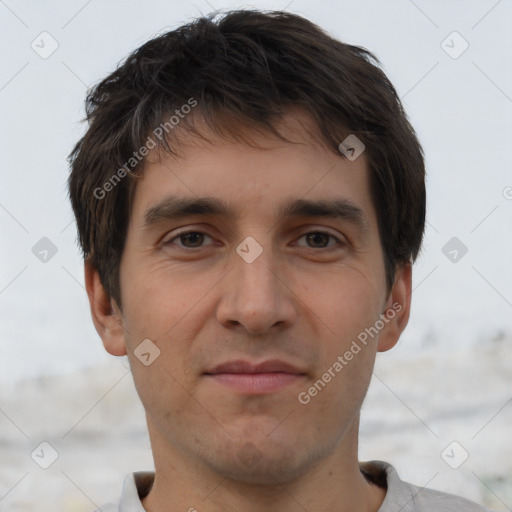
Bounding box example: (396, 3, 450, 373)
(308, 233, 327, 247)
(183, 233, 203, 246)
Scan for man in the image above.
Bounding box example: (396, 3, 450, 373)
(68, 9, 492, 512)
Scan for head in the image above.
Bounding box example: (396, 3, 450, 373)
(69, 9, 425, 485)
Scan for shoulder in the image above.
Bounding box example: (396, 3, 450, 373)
(399, 480, 493, 512)
(361, 460, 494, 512)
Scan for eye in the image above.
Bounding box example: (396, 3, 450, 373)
(164, 231, 214, 248)
(162, 230, 344, 250)
(295, 231, 343, 249)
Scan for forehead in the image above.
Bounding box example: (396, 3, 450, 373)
(130, 111, 375, 230)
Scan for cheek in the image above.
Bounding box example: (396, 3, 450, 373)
(120, 257, 214, 342)
(119, 261, 213, 402)
(296, 267, 383, 406)
(299, 265, 384, 342)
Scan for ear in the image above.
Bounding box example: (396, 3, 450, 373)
(377, 262, 412, 353)
(84, 260, 127, 356)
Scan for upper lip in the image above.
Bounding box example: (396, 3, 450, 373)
(205, 359, 305, 375)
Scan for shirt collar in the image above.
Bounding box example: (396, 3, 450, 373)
(118, 471, 154, 512)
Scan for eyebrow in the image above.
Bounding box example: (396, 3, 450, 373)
(142, 196, 369, 233)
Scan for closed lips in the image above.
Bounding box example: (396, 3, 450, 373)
(205, 360, 306, 375)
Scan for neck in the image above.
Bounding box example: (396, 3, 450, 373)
(142, 418, 386, 512)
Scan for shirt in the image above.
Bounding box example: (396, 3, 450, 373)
(95, 460, 494, 511)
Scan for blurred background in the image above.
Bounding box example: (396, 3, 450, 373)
(1, 0, 511, 510)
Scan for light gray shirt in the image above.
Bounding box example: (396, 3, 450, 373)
(95, 460, 493, 511)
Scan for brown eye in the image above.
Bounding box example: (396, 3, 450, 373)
(296, 231, 341, 249)
(165, 231, 213, 248)
(306, 232, 330, 248)
(181, 232, 204, 247)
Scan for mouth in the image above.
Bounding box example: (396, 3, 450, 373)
(204, 360, 307, 394)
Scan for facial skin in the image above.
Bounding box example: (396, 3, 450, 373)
(85, 111, 411, 512)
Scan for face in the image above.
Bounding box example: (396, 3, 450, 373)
(90, 112, 410, 485)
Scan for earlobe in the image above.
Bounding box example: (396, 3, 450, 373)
(84, 260, 127, 356)
(377, 262, 412, 352)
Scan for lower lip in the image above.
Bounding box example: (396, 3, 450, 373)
(206, 373, 304, 394)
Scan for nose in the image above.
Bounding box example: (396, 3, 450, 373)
(215, 240, 298, 335)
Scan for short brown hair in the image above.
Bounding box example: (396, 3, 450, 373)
(68, 9, 426, 308)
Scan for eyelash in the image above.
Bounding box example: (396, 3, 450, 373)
(163, 230, 344, 250)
